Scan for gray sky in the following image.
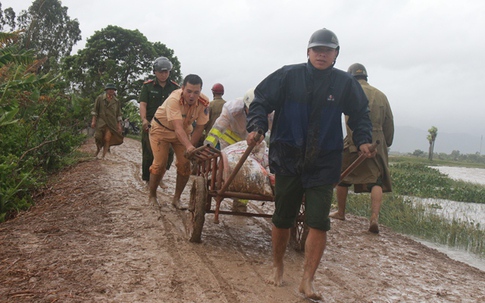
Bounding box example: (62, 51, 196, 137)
(3, 0, 485, 140)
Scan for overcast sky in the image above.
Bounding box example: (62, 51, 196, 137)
(3, 0, 485, 140)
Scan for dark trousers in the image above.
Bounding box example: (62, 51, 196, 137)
(141, 130, 173, 181)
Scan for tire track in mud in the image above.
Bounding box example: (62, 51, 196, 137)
(155, 193, 296, 302)
(154, 204, 239, 302)
(179, 199, 307, 302)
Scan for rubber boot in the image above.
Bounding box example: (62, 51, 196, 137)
(148, 173, 162, 208)
(172, 174, 190, 210)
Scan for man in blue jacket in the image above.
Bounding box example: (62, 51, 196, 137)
(246, 28, 375, 300)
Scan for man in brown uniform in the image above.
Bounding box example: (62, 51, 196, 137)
(91, 83, 123, 159)
(329, 63, 394, 233)
(148, 74, 209, 208)
(197, 83, 226, 147)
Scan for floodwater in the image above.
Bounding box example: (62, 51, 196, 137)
(412, 165, 485, 271)
(435, 166, 485, 185)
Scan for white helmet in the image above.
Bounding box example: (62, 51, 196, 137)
(243, 88, 255, 108)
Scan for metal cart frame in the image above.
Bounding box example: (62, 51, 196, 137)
(185, 138, 379, 250)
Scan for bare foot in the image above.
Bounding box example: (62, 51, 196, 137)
(369, 219, 379, 234)
(329, 211, 345, 221)
(265, 266, 284, 286)
(299, 278, 322, 300)
(159, 180, 167, 189)
(172, 199, 187, 210)
(149, 196, 161, 208)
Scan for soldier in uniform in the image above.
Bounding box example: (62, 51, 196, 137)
(200, 83, 226, 147)
(330, 63, 394, 234)
(139, 57, 179, 185)
(148, 74, 209, 209)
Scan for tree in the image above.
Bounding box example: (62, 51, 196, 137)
(0, 29, 87, 221)
(62, 25, 181, 107)
(0, 4, 17, 31)
(427, 126, 438, 161)
(15, 0, 81, 73)
(412, 149, 425, 157)
(450, 150, 460, 161)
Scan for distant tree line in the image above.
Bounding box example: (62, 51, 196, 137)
(0, 0, 183, 221)
(411, 149, 485, 164)
(409, 126, 485, 164)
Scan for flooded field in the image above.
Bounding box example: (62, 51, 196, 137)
(413, 165, 485, 271)
(435, 166, 485, 185)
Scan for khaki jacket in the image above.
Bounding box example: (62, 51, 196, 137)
(341, 79, 394, 192)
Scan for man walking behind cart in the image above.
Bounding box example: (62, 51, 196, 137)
(330, 63, 394, 234)
(246, 28, 375, 300)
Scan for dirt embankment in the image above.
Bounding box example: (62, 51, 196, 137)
(1, 137, 484, 303)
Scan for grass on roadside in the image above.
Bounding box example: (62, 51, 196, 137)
(340, 160, 485, 258)
(343, 193, 485, 258)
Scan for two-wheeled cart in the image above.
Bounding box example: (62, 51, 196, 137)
(185, 137, 378, 251)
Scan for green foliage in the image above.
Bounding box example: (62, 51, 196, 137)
(412, 149, 425, 157)
(0, 5, 16, 30)
(391, 163, 451, 196)
(344, 159, 485, 257)
(391, 162, 485, 203)
(1, 0, 81, 73)
(0, 154, 37, 221)
(122, 101, 142, 134)
(62, 25, 181, 107)
(0, 30, 87, 222)
(391, 153, 485, 168)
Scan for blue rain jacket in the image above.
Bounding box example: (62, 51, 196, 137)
(247, 61, 372, 187)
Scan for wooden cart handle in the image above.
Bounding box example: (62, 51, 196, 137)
(339, 140, 380, 183)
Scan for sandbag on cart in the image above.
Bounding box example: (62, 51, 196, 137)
(220, 140, 273, 197)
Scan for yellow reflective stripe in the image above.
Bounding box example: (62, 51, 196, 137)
(205, 128, 224, 145)
(210, 128, 224, 137)
(220, 134, 238, 145)
(207, 127, 242, 146)
(224, 129, 242, 143)
(205, 135, 218, 146)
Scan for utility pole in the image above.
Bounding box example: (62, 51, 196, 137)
(481, 135, 483, 155)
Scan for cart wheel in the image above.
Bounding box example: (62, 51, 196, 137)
(186, 176, 207, 243)
(290, 203, 308, 252)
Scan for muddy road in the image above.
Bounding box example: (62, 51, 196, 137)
(1, 138, 484, 302)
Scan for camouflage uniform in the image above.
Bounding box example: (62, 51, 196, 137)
(138, 78, 179, 181)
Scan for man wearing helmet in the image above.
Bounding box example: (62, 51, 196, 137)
(330, 63, 394, 234)
(246, 28, 375, 300)
(138, 57, 179, 185)
(198, 83, 226, 147)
